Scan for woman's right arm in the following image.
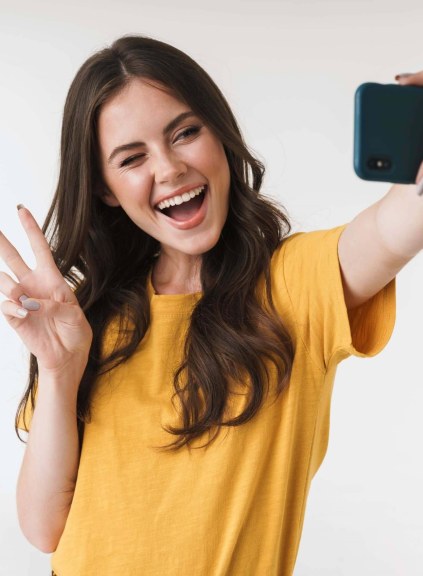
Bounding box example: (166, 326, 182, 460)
(16, 366, 84, 553)
(0, 205, 93, 553)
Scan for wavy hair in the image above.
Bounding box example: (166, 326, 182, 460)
(16, 35, 294, 451)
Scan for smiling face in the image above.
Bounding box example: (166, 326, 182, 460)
(97, 78, 231, 260)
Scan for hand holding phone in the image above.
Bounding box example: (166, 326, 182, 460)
(354, 82, 423, 184)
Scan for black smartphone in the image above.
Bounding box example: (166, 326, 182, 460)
(354, 82, 423, 183)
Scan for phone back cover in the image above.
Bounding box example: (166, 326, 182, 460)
(354, 82, 423, 183)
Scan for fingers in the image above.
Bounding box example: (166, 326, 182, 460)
(0, 229, 32, 279)
(395, 73, 423, 189)
(0, 270, 30, 321)
(0, 205, 57, 282)
(395, 71, 423, 86)
(0, 270, 28, 304)
(1, 295, 84, 325)
(16, 205, 56, 270)
(1, 298, 30, 320)
(416, 161, 423, 186)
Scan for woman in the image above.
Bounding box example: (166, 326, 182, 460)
(0, 35, 421, 575)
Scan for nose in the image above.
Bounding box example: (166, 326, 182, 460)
(153, 149, 187, 184)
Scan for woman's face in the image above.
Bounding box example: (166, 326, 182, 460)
(97, 78, 231, 257)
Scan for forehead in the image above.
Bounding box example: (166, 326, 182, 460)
(98, 79, 188, 146)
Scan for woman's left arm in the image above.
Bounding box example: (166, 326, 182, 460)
(338, 71, 423, 311)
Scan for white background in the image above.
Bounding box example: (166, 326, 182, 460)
(1, 0, 422, 574)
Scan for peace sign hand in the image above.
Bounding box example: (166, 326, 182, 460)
(0, 206, 93, 378)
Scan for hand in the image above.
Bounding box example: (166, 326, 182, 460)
(395, 71, 423, 187)
(0, 205, 93, 376)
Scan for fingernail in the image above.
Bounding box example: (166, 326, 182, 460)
(16, 307, 28, 318)
(395, 73, 412, 80)
(416, 179, 423, 196)
(22, 299, 40, 311)
(17, 204, 25, 211)
(19, 295, 29, 303)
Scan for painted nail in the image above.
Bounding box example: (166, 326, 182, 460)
(19, 295, 29, 303)
(17, 203, 25, 211)
(22, 299, 40, 311)
(395, 73, 412, 80)
(16, 307, 28, 318)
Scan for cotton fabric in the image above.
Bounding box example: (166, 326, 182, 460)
(20, 225, 396, 575)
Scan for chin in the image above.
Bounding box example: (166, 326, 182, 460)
(190, 229, 223, 255)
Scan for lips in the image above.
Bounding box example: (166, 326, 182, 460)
(155, 185, 209, 230)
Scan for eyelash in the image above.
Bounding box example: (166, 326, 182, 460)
(120, 154, 145, 168)
(177, 125, 201, 140)
(119, 125, 202, 168)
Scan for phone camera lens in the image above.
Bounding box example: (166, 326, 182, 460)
(367, 157, 392, 171)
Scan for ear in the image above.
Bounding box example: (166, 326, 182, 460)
(101, 187, 121, 207)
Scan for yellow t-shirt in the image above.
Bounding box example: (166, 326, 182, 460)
(24, 225, 396, 575)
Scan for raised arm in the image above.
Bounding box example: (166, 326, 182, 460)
(338, 71, 423, 310)
(0, 206, 92, 552)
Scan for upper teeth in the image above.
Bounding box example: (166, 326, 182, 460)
(157, 185, 205, 211)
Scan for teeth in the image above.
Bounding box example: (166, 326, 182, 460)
(157, 185, 205, 211)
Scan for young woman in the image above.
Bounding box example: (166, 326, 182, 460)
(0, 35, 421, 575)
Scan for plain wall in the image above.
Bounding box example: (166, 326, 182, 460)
(1, 1, 422, 574)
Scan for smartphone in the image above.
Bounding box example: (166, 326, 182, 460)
(354, 82, 423, 183)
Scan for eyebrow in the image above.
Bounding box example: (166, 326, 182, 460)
(107, 111, 197, 164)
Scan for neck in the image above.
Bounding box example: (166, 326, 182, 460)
(152, 250, 202, 295)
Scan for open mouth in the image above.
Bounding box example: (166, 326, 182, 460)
(155, 185, 207, 222)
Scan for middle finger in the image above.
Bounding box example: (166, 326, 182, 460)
(17, 206, 58, 271)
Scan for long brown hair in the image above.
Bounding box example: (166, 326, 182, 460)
(16, 35, 294, 451)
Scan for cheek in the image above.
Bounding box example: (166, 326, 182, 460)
(110, 170, 152, 202)
(194, 140, 230, 182)
(212, 148, 231, 193)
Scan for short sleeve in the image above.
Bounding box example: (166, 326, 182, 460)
(272, 225, 396, 372)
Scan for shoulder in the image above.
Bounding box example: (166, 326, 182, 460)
(270, 225, 348, 278)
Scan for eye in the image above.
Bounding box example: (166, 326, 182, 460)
(120, 154, 145, 168)
(175, 125, 202, 142)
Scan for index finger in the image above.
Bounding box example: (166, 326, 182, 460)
(0, 228, 31, 279)
(16, 205, 56, 269)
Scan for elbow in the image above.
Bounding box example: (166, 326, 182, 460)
(17, 513, 63, 554)
(16, 493, 71, 554)
(32, 539, 58, 555)
(20, 525, 61, 554)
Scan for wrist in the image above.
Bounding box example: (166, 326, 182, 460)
(37, 364, 86, 398)
(38, 353, 89, 382)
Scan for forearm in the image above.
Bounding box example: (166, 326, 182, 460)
(375, 181, 423, 261)
(16, 369, 82, 553)
(338, 179, 423, 310)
